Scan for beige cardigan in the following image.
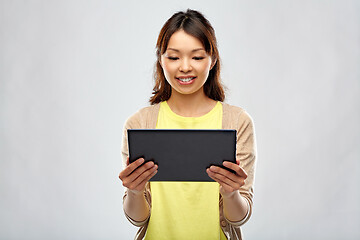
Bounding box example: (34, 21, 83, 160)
(121, 102, 257, 240)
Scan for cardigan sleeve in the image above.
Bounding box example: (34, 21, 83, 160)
(227, 109, 257, 226)
(221, 106, 256, 231)
(120, 104, 159, 232)
(121, 111, 152, 227)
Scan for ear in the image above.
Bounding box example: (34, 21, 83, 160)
(210, 57, 217, 70)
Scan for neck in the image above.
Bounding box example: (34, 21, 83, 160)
(167, 88, 217, 117)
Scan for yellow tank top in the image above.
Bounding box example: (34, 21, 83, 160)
(144, 101, 227, 240)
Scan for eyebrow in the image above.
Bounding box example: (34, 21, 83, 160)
(167, 48, 205, 53)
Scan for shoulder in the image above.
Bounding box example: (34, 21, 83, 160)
(222, 102, 244, 115)
(124, 103, 160, 129)
(221, 102, 253, 121)
(221, 102, 254, 129)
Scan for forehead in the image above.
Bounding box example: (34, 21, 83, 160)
(166, 30, 205, 52)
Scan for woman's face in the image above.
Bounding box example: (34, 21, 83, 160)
(160, 30, 214, 96)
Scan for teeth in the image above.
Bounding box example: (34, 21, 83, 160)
(178, 77, 194, 82)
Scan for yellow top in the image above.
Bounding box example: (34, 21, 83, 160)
(144, 101, 227, 240)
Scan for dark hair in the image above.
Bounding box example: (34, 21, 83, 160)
(149, 9, 225, 104)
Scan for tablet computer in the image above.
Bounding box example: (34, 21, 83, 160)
(127, 129, 236, 182)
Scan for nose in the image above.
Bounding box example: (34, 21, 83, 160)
(179, 58, 192, 73)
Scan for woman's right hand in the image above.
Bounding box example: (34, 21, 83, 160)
(119, 157, 158, 194)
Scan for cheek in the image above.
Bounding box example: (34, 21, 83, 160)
(161, 63, 177, 82)
(196, 61, 212, 75)
(162, 61, 176, 75)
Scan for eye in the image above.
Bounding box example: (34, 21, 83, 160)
(168, 57, 179, 61)
(193, 57, 205, 60)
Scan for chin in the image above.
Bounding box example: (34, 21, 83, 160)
(174, 87, 204, 96)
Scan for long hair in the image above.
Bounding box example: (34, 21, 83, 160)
(149, 9, 225, 104)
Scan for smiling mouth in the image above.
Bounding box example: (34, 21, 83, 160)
(176, 77, 196, 85)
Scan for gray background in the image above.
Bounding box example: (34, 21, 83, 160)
(1, 0, 359, 239)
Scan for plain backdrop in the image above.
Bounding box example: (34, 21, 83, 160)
(1, 0, 359, 239)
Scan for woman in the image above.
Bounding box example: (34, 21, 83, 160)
(119, 9, 256, 240)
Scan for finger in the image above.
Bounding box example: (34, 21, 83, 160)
(208, 166, 245, 189)
(119, 158, 145, 179)
(209, 165, 242, 184)
(206, 169, 236, 192)
(222, 161, 248, 178)
(130, 165, 158, 191)
(134, 167, 158, 191)
(126, 157, 129, 166)
(124, 161, 155, 184)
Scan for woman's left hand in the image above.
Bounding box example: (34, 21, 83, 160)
(206, 160, 247, 197)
